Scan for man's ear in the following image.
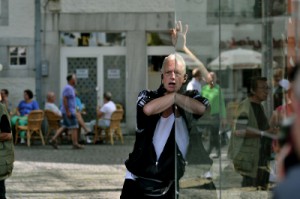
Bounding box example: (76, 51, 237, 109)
(183, 74, 188, 83)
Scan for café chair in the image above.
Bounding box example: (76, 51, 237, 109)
(93, 109, 124, 145)
(15, 110, 45, 147)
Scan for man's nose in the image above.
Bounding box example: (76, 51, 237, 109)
(170, 71, 176, 78)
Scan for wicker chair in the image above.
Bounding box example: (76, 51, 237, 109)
(115, 103, 123, 110)
(15, 110, 45, 147)
(44, 110, 62, 141)
(93, 109, 124, 145)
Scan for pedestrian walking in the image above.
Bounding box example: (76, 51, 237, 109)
(228, 76, 277, 190)
(60, 73, 83, 149)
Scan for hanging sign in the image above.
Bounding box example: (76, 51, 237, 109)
(107, 69, 120, 79)
(76, 69, 89, 78)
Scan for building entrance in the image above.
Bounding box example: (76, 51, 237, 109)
(60, 47, 126, 121)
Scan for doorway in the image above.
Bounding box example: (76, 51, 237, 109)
(60, 47, 126, 121)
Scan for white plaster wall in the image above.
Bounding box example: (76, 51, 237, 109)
(0, 0, 34, 38)
(175, 0, 217, 57)
(61, 0, 174, 13)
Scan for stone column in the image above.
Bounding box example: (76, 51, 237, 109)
(126, 31, 147, 133)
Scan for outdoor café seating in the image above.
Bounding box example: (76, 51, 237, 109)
(15, 110, 45, 147)
(93, 108, 124, 145)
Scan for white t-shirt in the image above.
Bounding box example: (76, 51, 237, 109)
(152, 114, 175, 159)
(100, 101, 116, 120)
(45, 102, 62, 116)
(186, 78, 202, 93)
(153, 114, 189, 159)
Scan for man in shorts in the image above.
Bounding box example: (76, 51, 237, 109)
(61, 73, 83, 149)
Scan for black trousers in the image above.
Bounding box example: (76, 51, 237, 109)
(0, 180, 6, 199)
(207, 115, 220, 156)
(120, 179, 176, 199)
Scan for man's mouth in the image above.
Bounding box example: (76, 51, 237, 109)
(169, 82, 176, 86)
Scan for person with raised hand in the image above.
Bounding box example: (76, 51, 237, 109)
(120, 21, 210, 198)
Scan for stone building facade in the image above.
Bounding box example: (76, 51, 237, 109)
(0, 0, 288, 133)
(0, 0, 175, 133)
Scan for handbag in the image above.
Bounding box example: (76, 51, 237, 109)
(136, 176, 174, 197)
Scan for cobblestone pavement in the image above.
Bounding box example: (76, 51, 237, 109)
(6, 136, 135, 199)
(5, 136, 274, 199)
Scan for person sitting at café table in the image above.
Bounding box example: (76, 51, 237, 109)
(89, 92, 116, 143)
(75, 91, 91, 136)
(11, 89, 39, 144)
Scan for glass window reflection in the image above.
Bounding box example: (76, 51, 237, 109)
(175, 0, 288, 198)
(60, 32, 126, 47)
